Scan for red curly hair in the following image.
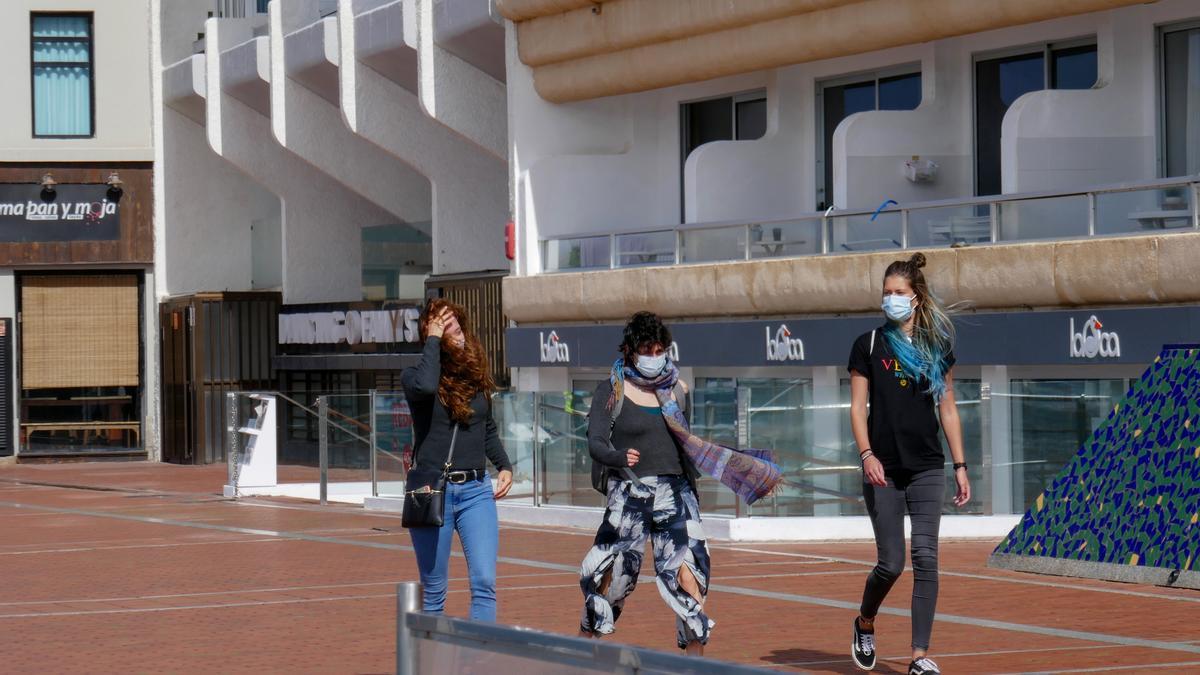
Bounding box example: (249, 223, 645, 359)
(418, 299, 495, 424)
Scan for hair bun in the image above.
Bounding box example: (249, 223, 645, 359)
(909, 252, 927, 269)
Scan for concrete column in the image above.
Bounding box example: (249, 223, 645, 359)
(983, 365, 1013, 515)
(811, 366, 843, 516)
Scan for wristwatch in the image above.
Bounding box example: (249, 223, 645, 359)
(953, 462, 968, 471)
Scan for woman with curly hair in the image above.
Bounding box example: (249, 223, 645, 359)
(578, 311, 783, 655)
(847, 253, 970, 675)
(402, 299, 513, 621)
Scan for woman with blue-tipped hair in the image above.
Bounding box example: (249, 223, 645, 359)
(846, 252, 971, 675)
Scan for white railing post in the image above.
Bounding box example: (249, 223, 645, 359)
(1087, 192, 1097, 236)
(608, 233, 617, 269)
(900, 209, 910, 248)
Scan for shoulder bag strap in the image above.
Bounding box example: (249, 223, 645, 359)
(870, 329, 876, 356)
(442, 424, 459, 475)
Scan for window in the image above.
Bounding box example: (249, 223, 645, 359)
(974, 41, 1097, 196)
(31, 13, 94, 138)
(680, 91, 767, 219)
(816, 70, 921, 210)
(1162, 23, 1200, 178)
(1008, 379, 1125, 511)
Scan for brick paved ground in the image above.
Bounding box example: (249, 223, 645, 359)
(1, 462, 1197, 674)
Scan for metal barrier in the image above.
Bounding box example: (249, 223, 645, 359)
(394, 582, 775, 675)
(541, 174, 1200, 272)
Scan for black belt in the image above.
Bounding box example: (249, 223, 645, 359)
(446, 469, 487, 484)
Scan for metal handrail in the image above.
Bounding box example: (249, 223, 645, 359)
(541, 174, 1200, 271)
(395, 582, 775, 675)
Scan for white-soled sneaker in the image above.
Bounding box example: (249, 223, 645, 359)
(909, 657, 941, 675)
(851, 618, 876, 671)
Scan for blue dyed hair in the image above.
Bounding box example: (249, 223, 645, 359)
(882, 253, 955, 401)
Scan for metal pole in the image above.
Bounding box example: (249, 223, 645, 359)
(396, 582, 422, 675)
(318, 396, 329, 505)
(226, 392, 239, 498)
(735, 386, 751, 519)
(900, 209, 909, 249)
(369, 390, 379, 498)
(820, 216, 830, 254)
(743, 224, 752, 260)
(1086, 192, 1096, 237)
(1192, 181, 1199, 230)
(532, 393, 542, 506)
(989, 201, 1000, 243)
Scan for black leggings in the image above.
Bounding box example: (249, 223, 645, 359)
(860, 468, 945, 650)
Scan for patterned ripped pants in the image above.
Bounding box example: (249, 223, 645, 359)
(579, 474, 714, 649)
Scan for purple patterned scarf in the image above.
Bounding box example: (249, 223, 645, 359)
(609, 359, 782, 505)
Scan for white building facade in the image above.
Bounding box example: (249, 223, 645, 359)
(499, 0, 1200, 531)
(0, 1, 159, 462)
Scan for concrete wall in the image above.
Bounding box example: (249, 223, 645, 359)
(999, 3, 1179, 193)
(159, 107, 280, 295)
(0, 0, 154, 162)
(503, 232, 1200, 323)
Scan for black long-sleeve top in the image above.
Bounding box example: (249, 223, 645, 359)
(401, 336, 512, 473)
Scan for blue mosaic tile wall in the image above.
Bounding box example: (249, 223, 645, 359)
(993, 346, 1200, 573)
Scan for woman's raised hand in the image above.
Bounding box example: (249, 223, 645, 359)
(426, 308, 453, 338)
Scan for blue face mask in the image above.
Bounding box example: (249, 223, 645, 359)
(635, 354, 667, 378)
(881, 294, 915, 322)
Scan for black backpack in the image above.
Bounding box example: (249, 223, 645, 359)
(590, 382, 690, 495)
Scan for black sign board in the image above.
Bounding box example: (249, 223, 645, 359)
(506, 305, 1200, 369)
(0, 184, 121, 242)
(278, 301, 423, 356)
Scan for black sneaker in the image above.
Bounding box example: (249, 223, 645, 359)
(909, 657, 941, 675)
(851, 618, 876, 671)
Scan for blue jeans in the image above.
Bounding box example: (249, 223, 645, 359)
(409, 477, 499, 621)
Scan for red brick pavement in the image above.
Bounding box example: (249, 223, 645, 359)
(1, 462, 1197, 673)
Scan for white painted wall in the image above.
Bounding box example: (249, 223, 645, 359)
(1000, 4, 1173, 193)
(160, 106, 280, 295)
(205, 17, 396, 303)
(508, 0, 1200, 274)
(338, 0, 508, 275)
(0, 0, 153, 162)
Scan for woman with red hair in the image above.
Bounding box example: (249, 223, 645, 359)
(402, 299, 513, 621)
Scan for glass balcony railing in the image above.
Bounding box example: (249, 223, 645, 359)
(538, 175, 1200, 272)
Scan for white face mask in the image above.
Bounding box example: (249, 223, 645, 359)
(881, 294, 915, 322)
(635, 353, 667, 378)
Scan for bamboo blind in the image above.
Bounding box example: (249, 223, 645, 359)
(21, 275, 139, 389)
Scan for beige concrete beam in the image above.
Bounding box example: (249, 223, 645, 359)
(525, 0, 1144, 103)
(502, 233, 1200, 323)
(495, 0, 617, 23)
(516, 0, 853, 67)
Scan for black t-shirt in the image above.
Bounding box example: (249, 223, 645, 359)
(846, 326, 955, 474)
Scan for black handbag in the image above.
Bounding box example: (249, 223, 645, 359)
(402, 424, 458, 528)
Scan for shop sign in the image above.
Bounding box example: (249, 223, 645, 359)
(766, 324, 805, 362)
(279, 308, 420, 346)
(539, 331, 570, 363)
(1069, 315, 1121, 359)
(507, 305, 1199, 369)
(0, 184, 121, 242)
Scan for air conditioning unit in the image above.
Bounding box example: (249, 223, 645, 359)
(904, 156, 938, 183)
